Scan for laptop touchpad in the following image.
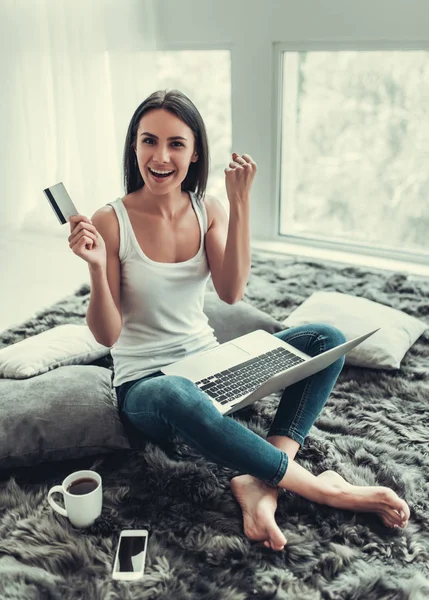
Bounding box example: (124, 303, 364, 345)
(206, 343, 251, 373)
(165, 343, 252, 381)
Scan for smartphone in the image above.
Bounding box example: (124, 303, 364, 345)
(111, 529, 149, 581)
(43, 182, 79, 224)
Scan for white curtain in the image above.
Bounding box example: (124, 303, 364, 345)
(0, 0, 159, 235)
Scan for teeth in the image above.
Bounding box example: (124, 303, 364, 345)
(149, 168, 174, 176)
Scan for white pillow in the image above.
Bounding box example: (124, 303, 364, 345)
(0, 324, 111, 379)
(282, 291, 428, 370)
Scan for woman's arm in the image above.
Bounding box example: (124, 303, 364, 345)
(86, 208, 123, 347)
(205, 152, 257, 304)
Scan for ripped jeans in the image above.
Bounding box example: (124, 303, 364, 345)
(115, 324, 346, 487)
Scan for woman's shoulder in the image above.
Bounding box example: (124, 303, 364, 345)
(201, 193, 226, 229)
(91, 203, 119, 224)
(121, 191, 139, 208)
(91, 204, 121, 255)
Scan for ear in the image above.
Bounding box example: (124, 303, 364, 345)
(191, 152, 199, 163)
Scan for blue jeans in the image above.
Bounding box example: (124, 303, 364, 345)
(115, 324, 346, 487)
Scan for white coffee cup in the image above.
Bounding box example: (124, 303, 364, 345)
(47, 470, 102, 528)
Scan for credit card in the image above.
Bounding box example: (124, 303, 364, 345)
(43, 182, 79, 224)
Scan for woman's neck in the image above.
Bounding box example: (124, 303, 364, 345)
(131, 187, 190, 220)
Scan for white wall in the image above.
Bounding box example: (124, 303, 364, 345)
(154, 0, 429, 240)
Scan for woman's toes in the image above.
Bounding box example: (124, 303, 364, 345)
(262, 525, 287, 551)
(381, 514, 397, 528)
(263, 539, 285, 551)
(400, 505, 410, 525)
(380, 506, 409, 529)
(270, 540, 286, 551)
(389, 503, 409, 528)
(266, 522, 287, 550)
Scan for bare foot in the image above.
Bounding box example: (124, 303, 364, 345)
(230, 474, 287, 551)
(317, 470, 410, 529)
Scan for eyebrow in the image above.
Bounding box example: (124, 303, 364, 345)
(140, 132, 187, 141)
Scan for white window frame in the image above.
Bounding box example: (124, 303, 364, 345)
(271, 40, 429, 267)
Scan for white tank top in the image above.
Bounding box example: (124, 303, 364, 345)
(106, 191, 219, 387)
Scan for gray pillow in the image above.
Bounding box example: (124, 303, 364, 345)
(0, 365, 130, 469)
(203, 292, 283, 342)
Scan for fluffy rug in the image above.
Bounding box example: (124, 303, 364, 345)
(1, 251, 429, 600)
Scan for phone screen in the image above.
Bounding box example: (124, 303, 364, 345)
(116, 535, 147, 573)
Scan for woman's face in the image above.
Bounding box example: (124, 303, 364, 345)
(134, 108, 198, 193)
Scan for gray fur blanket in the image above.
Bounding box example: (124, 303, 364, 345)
(0, 251, 428, 600)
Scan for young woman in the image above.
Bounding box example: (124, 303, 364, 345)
(69, 89, 409, 551)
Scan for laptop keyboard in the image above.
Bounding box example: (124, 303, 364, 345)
(195, 347, 305, 405)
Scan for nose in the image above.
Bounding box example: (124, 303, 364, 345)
(153, 144, 170, 163)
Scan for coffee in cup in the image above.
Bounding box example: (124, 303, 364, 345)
(48, 470, 102, 528)
(67, 477, 99, 496)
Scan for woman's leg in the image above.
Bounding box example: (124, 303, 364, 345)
(232, 323, 346, 548)
(231, 324, 409, 550)
(118, 329, 409, 551)
(267, 323, 347, 446)
(119, 373, 289, 486)
(118, 323, 345, 468)
(117, 372, 290, 551)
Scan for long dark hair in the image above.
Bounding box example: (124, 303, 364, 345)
(123, 89, 209, 199)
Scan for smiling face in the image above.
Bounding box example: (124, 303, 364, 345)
(134, 108, 198, 195)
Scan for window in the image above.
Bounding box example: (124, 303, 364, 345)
(279, 50, 429, 259)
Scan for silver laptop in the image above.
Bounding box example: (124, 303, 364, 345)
(161, 328, 379, 415)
